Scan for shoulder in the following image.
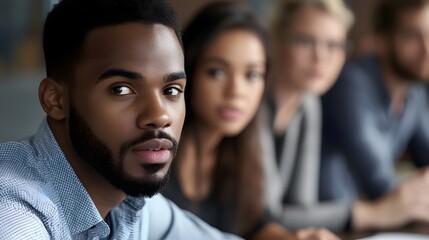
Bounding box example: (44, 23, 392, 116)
(0, 140, 34, 162)
(0, 140, 48, 195)
(332, 55, 382, 96)
(0, 200, 50, 239)
(0, 175, 61, 239)
(0, 175, 61, 225)
(323, 55, 384, 112)
(340, 55, 378, 81)
(0, 141, 61, 237)
(146, 194, 243, 240)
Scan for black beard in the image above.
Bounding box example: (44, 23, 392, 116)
(69, 105, 176, 197)
(389, 43, 425, 82)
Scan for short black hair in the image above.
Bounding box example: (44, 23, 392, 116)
(43, 0, 181, 80)
(374, 0, 429, 34)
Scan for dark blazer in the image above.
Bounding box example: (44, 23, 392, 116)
(260, 93, 351, 231)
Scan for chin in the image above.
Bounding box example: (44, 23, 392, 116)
(142, 162, 171, 177)
(221, 126, 245, 137)
(306, 85, 326, 95)
(139, 173, 166, 182)
(118, 169, 171, 198)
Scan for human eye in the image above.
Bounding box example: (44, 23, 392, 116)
(327, 40, 346, 52)
(246, 71, 264, 82)
(163, 86, 183, 97)
(292, 34, 315, 47)
(110, 85, 135, 96)
(207, 68, 226, 80)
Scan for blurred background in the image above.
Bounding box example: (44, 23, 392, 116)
(0, 0, 374, 142)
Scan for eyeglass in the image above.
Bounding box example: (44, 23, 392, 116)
(288, 33, 352, 55)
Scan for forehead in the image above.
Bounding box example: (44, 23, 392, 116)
(76, 23, 184, 81)
(203, 30, 265, 63)
(289, 6, 346, 39)
(396, 4, 429, 31)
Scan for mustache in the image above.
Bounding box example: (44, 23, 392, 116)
(119, 131, 178, 159)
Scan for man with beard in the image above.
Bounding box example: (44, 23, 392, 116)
(0, 0, 242, 239)
(320, 0, 429, 232)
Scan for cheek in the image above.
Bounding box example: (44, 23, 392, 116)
(253, 82, 265, 104)
(278, 56, 304, 88)
(192, 93, 217, 124)
(327, 54, 346, 80)
(316, 61, 344, 94)
(289, 50, 312, 75)
(83, 100, 134, 150)
(400, 48, 417, 62)
(394, 39, 422, 63)
(191, 78, 222, 115)
(92, 104, 130, 131)
(245, 82, 265, 117)
(283, 48, 307, 70)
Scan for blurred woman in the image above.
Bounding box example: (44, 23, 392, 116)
(261, 0, 354, 231)
(162, 1, 338, 239)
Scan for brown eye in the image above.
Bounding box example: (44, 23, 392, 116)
(111, 86, 134, 95)
(207, 68, 226, 80)
(327, 41, 346, 52)
(246, 71, 264, 82)
(163, 87, 182, 96)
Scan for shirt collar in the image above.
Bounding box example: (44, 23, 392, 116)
(361, 54, 421, 114)
(33, 119, 106, 235)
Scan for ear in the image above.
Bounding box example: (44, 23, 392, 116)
(39, 78, 68, 120)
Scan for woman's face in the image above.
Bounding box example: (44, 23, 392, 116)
(279, 6, 347, 95)
(191, 29, 266, 136)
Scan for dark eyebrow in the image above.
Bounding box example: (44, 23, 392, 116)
(97, 69, 142, 83)
(164, 71, 187, 83)
(203, 57, 229, 67)
(205, 57, 265, 69)
(248, 63, 266, 69)
(97, 69, 186, 84)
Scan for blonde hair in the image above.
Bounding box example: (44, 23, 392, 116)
(271, 0, 354, 39)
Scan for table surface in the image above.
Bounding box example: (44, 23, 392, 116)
(339, 223, 429, 240)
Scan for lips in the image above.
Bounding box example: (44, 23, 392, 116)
(218, 106, 243, 120)
(132, 138, 173, 151)
(307, 69, 325, 80)
(131, 138, 173, 164)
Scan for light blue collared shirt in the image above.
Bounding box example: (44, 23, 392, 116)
(0, 119, 242, 240)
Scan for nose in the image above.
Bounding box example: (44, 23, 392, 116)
(225, 73, 245, 98)
(136, 93, 171, 130)
(313, 42, 329, 62)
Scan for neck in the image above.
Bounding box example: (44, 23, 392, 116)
(380, 60, 412, 114)
(194, 122, 223, 157)
(178, 122, 223, 201)
(49, 119, 125, 218)
(273, 81, 304, 134)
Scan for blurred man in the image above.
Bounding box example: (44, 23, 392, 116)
(321, 0, 429, 231)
